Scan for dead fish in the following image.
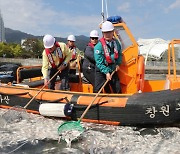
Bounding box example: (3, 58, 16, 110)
(58, 129, 83, 147)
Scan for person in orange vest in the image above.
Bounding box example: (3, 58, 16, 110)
(42, 34, 71, 90)
(66, 35, 84, 75)
(82, 30, 99, 88)
(94, 21, 122, 93)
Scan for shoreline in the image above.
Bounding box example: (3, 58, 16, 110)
(0, 57, 180, 74)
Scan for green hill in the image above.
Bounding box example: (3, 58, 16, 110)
(5, 28, 89, 51)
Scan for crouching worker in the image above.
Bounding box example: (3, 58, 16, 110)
(42, 34, 72, 90)
(94, 21, 122, 93)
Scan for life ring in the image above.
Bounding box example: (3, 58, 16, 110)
(136, 56, 145, 92)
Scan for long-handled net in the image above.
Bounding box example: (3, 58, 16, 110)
(58, 71, 115, 140)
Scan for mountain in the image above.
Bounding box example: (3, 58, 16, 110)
(5, 28, 89, 51)
(5, 28, 35, 43)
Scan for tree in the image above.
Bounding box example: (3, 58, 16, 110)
(22, 38, 44, 58)
(12, 44, 23, 57)
(0, 42, 14, 58)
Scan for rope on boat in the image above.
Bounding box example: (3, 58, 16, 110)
(73, 99, 110, 110)
(40, 97, 110, 110)
(46, 97, 69, 103)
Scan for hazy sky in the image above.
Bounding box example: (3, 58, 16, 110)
(0, 0, 179, 40)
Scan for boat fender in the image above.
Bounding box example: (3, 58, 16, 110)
(39, 103, 74, 117)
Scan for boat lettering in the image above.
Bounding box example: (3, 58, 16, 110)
(145, 107, 157, 118)
(159, 105, 169, 117)
(0, 94, 10, 104)
(145, 105, 171, 118)
(176, 103, 180, 111)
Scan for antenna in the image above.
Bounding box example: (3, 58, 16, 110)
(101, 0, 105, 22)
(105, 0, 109, 18)
(101, 0, 109, 22)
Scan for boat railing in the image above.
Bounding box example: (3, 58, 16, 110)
(16, 65, 43, 83)
(16, 65, 86, 90)
(167, 39, 180, 89)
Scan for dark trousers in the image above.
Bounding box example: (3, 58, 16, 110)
(48, 67, 70, 90)
(82, 67, 95, 87)
(94, 69, 121, 93)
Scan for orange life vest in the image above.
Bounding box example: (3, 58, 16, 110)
(45, 42, 64, 68)
(100, 37, 119, 64)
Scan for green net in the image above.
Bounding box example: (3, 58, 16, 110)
(58, 120, 84, 135)
(58, 120, 85, 142)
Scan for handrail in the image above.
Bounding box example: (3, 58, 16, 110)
(168, 39, 180, 81)
(16, 65, 42, 83)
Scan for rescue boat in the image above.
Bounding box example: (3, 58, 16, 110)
(0, 16, 179, 126)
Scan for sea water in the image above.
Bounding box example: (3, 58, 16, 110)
(0, 108, 179, 154)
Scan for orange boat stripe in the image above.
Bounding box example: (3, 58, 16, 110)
(77, 96, 127, 107)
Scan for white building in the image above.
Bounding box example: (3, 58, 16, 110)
(0, 11, 5, 42)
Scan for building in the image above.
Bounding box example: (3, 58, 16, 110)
(0, 11, 5, 42)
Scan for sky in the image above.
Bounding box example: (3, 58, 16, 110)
(0, 0, 179, 41)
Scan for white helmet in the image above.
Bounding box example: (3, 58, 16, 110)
(67, 35, 76, 41)
(101, 21, 114, 32)
(90, 30, 99, 37)
(43, 34, 55, 48)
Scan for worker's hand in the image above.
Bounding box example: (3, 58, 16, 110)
(115, 65, 120, 71)
(106, 73, 112, 81)
(44, 78, 49, 85)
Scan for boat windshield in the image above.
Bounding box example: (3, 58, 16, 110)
(114, 26, 133, 51)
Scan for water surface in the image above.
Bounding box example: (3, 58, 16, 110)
(0, 109, 179, 154)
